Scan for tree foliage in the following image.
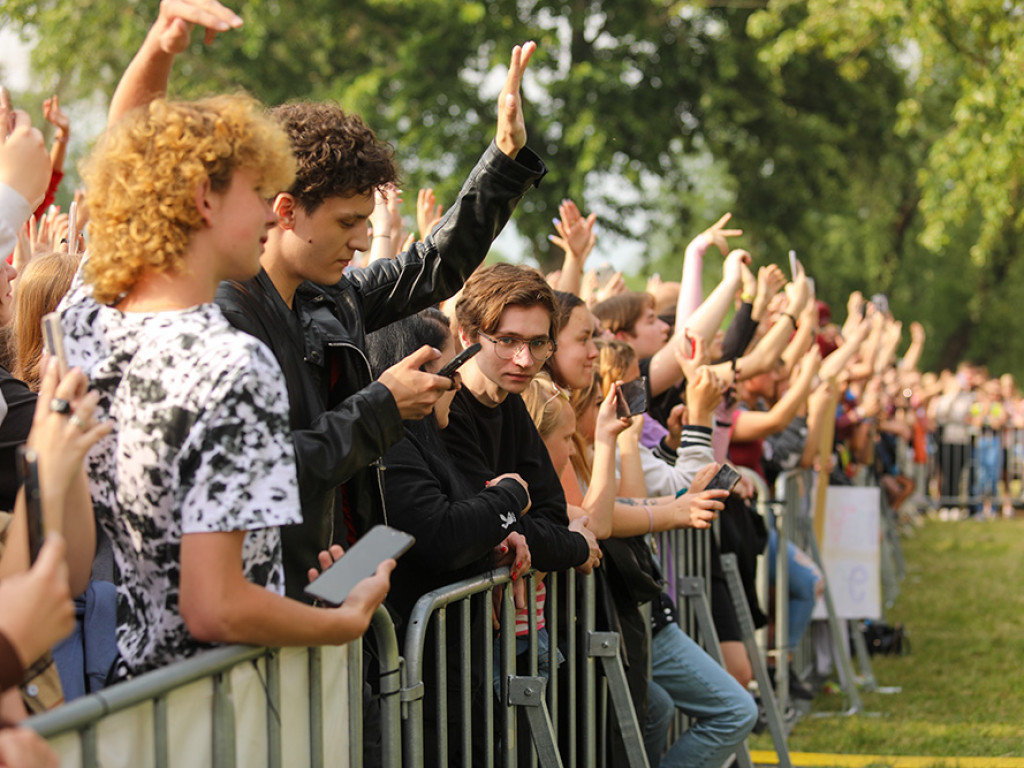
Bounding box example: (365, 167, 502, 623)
(4, 0, 1024, 374)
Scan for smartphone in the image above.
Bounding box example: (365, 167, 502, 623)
(703, 463, 741, 494)
(616, 376, 649, 419)
(41, 312, 69, 378)
(67, 200, 79, 256)
(595, 261, 616, 286)
(788, 250, 799, 278)
(806, 276, 815, 295)
(304, 525, 414, 607)
(437, 342, 481, 379)
(17, 447, 44, 565)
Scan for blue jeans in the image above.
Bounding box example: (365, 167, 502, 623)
(645, 623, 757, 768)
(768, 530, 819, 650)
(491, 628, 562, 695)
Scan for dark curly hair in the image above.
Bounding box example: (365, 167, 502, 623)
(270, 102, 399, 213)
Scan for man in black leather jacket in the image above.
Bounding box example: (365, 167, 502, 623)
(215, 46, 545, 598)
(107, 3, 544, 598)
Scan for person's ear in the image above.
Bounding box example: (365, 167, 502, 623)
(613, 329, 634, 343)
(194, 179, 214, 227)
(273, 193, 297, 230)
(458, 326, 474, 351)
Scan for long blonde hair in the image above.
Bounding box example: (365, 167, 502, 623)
(11, 251, 79, 390)
(523, 373, 572, 440)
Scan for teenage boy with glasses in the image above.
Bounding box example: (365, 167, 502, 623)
(445, 263, 601, 574)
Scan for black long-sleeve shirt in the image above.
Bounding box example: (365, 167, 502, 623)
(442, 388, 589, 572)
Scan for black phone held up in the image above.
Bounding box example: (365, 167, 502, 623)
(616, 376, 649, 419)
(437, 342, 481, 379)
(17, 447, 44, 565)
(304, 525, 414, 607)
(704, 463, 741, 494)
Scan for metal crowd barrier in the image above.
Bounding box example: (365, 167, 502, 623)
(400, 566, 647, 768)
(26, 606, 401, 768)
(929, 424, 1024, 514)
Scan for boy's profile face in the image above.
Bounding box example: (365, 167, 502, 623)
(472, 304, 553, 396)
(278, 191, 375, 286)
(207, 168, 280, 282)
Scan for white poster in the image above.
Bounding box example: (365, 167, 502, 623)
(814, 485, 881, 620)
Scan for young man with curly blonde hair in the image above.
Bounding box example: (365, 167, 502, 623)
(57, 94, 393, 678)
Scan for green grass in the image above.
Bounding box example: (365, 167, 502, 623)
(749, 517, 1024, 764)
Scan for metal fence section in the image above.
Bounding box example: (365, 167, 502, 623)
(25, 606, 407, 768)
(399, 566, 650, 768)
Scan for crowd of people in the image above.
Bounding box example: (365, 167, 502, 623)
(0, 2, 1008, 767)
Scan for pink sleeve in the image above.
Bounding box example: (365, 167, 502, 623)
(677, 233, 709, 325)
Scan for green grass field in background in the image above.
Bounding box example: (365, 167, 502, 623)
(749, 517, 1024, 766)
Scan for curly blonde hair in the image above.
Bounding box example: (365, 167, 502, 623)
(82, 95, 296, 305)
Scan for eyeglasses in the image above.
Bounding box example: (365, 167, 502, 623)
(478, 332, 556, 362)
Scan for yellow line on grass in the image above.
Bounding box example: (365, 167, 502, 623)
(750, 750, 1024, 767)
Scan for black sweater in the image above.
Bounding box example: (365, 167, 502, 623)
(382, 417, 529, 622)
(442, 388, 589, 572)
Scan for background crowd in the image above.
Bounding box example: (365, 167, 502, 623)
(0, 2, 1014, 768)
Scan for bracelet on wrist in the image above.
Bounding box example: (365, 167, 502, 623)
(374, 234, 391, 240)
(740, 292, 755, 303)
(782, 312, 798, 328)
(643, 505, 654, 535)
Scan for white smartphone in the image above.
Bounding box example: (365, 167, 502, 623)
(304, 525, 414, 606)
(788, 250, 799, 278)
(41, 312, 69, 378)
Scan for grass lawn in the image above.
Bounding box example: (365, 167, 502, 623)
(749, 516, 1024, 766)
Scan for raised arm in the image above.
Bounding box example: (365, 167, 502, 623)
(676, 213, 742, 325)
(108, 0, 243, 125)
(732, 346, 821, 442)
(551, 198, 597, 297)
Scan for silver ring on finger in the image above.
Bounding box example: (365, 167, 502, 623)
(49, 398, 72, 415)
(69, 414, 88, 432)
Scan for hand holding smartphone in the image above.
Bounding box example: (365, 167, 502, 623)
(17, 447, 44, 565)
(305, 525, 414, 607)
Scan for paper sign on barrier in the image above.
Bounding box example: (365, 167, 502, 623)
(811, 485, 881, 620)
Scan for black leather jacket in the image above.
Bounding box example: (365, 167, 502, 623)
(216, 142, 546, 599)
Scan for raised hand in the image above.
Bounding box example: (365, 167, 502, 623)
(151, 0, 243, 53)
(723, 249, 752, 284)
(597, 381, 633, 444)
(685, 366, 725, 422)
(549, 198, 597, 262)
(495, 41, 537, 158)
(416, 188, 444, 240)
(700, 212, 743, 256)
(42, 95, 70, 137)
(0, 110, 49, 209)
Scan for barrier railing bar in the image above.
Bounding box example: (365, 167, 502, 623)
(460, 599, 472, 768)
(28, 644, 266, 737)
(546, 574, 559, 746)
(348, 640, 363, 768)
(581, 574, 596, 768)
(527, 574, 540, 768)
(267, 651, 282, 768)
(500, 577, 517, 768)
(587, 631, 650, 768)
(307, 648, 322, 768)
(436, 605, 449, 768)
(721, 553, 792, 768)
(483, 588, 495, 768)
(81, 724, 97, 768)
(369, 606, 403, 768)
(154, 694, 168, 768)
(212, 671, 235, 768)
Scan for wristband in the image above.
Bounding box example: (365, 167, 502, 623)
(782, 312, 798, 328)
(740, 292, 755, 303)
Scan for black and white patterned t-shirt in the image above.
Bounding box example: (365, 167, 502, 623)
(59, 277, 301, 676)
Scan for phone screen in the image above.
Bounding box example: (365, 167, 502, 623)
(704, 464, 741, 493)
(616, 376, 649, 419)
(304, 525, 414, 607)
(788, 250, 798, 278)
